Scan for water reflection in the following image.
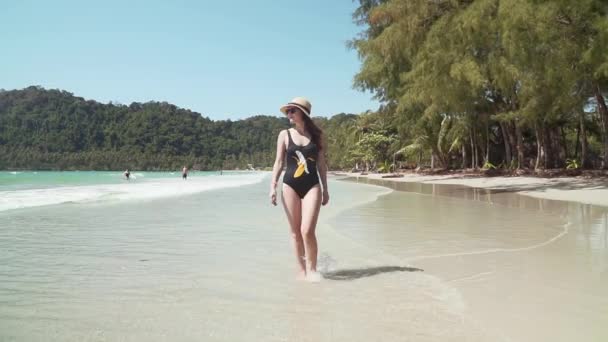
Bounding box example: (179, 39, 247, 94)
(344, 176, 608, 244)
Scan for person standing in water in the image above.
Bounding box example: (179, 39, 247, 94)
(269, 97, 329, 282)
(182, 166, 188, 180)
(123, 169, 130, 181)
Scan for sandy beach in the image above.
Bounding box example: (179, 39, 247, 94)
(2, 171, 607, 341)
(338, 172, 608, 207)
(330, 172, 608, 341)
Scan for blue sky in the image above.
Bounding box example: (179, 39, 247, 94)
(1, 0, 378, 120)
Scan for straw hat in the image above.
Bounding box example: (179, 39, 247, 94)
(280, 97, 312, 117)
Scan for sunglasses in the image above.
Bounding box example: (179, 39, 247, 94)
(286, 108, 299, 115)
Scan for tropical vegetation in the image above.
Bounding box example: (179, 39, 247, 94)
(348, 0, 608, 171)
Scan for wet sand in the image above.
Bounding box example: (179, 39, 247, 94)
(342, 172, 608, 207)
(2, 172, 606, 341)
(336, 175, 608, 341)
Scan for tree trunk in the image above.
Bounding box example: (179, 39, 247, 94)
(469, 132, 474, 168)
(515, 122, 525, 169)
(560, 126, 568, 162)
(543, 125, 552, 168)
(474, 126, 480, 169)
(499, 121, 512, 167)
(470, 131, 477, 169)
(554, 127, 561, 168)
(431, 153, 435, 170)
(595, 84, 608, 169)
(535, 123, 545, 170)
(557, 126, 567, 168)
(461, 144, 467, 169)
(509, 121, 518, 167)
(484, 116, 490, 166)
(580, 111, 589, 169)
(574, 120, 580, 160)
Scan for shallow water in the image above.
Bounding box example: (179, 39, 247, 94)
(1, 172, 606, 341)
(341, 176, 608, 342)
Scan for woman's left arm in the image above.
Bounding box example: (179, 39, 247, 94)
(317, 135, 329, 206)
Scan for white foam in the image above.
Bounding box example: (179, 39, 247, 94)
(0, 173, 265, 212)
(305, 271, 322, 283)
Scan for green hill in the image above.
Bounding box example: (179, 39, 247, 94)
(0, 86, 291, 170)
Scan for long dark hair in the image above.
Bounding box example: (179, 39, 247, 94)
(302, 114, 324, 151)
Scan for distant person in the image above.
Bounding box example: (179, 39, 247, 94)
(269, 97, 329, 282)
(182, 166, 188, 180)
(123, 169, 130, 181)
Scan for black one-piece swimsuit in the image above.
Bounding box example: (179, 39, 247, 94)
(283, 129, 320, 198)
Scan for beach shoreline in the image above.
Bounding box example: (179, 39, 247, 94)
(331, 171, 608, 208)
(328, 171, 608, 342)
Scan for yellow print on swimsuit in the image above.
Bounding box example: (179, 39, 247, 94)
(292, 150, 315, 178)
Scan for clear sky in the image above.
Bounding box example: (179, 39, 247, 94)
(1, 0, 378, 120)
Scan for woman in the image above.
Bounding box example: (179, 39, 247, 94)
(269, 97, 329, 282)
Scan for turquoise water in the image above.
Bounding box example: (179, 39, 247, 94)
(0, 171, 250, 212)
(0, 170, 228, 191)
(1, 172, 607, 341)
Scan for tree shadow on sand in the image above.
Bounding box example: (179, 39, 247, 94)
(322, 266, 423, 281)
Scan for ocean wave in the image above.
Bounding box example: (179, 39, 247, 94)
(0, 173, 265, 212)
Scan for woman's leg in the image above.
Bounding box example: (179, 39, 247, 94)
(281, 184, 306, 278)
(300, 185, 322, 273)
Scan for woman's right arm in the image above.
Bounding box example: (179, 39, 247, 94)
(269, 130, 287, 206)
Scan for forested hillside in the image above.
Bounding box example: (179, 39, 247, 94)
(0, 86, 292, 170)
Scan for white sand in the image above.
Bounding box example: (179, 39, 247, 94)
(335, 172, 608, 341)
(341, 172, 608, 207)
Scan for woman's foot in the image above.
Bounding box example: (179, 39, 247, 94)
(306, 271, 322, 283)
(296, 270, 307, 281)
